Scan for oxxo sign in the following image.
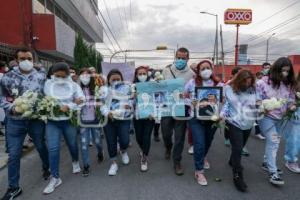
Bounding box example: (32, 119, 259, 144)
(224, 9, 252, 25)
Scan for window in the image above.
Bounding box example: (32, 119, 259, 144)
(33, 0, 46, 14)
(45, 0, 54, 14)
(54, 5, 62, 19)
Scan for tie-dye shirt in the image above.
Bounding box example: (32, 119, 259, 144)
(221, 85, 257, 130)
(256, 76, 295, 120)
(0, 68, 45, 113)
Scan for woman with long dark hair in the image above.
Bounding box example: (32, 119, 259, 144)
(101, 69, 133, 176)
(221, 70, 257, 192)
(78, 68, 104, 177)
(133, 66, 155, 172)
(256, 57, 296, 186)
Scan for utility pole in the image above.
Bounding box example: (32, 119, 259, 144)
(266, 33, 276, 62)
(220, 24, 225, 81)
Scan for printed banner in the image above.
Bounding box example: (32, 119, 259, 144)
(136, 78, 185, 119)
(101, 61, 135, 82)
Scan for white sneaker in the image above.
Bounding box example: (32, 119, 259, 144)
(188, 146, 194, 155)
(108, 163, 118, 176)
(121, 152, 130, 165)
(204, 159, 210, 169)
(255, 134, 266, 140)
(43, 177, 62, 194)
(141, 157, 148, 172)
(285, 162, 300, 173)
(72, 161, 81, 174)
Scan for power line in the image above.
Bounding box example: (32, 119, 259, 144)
(251, 0, 300, 27)
(91, 0, 123, 52)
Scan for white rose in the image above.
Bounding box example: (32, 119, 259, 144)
(22, 111, 32, 118)
(211, 115, 219, 121)
(14, 106, 24, 113)
(21, 104, 29, 111)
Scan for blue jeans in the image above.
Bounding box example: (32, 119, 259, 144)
(46, 120, 79, 178)
(284, 120, 300, 163)
(258, 116, 284, 173)
(104, 120, 130, 160)
(6, 118, 49, 188)
(80, 127, 103, 167)
(189, 118, 217, 171)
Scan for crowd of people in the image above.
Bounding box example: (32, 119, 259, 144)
(0, 47, 300, 200)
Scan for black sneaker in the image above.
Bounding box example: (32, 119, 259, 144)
(233, 173, 247, 192)
(82, 166, 90, 177)
(1, 187, 22, 200)
(269, 173, 284, 186)
(42, 169, 51, 180)
(97, 152, 104, 163)
(261, 163, 283, 175)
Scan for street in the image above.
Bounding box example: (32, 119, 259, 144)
(0, 130, 299, 200)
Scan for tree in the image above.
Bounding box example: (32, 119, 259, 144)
(74, 34, 103, 72)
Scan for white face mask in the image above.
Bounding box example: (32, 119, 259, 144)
(137, 75, 147, 82)
(19, 60, 33, 72)
(200, 69, 212, 80)
(51, 75, 69, 84)
(80, 74, 91, 86)
(282, 71, 289, 78)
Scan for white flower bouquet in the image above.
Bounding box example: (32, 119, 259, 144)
(13, 91, 40, 118)
(154, 71, 164, 81)
(261, 97, 287, 111)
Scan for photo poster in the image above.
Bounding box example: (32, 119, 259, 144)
(101, 61, 135, 82)
(106, 82, 134, 120)
(195, 86, 223, 120)
(136, 78, 185, 119)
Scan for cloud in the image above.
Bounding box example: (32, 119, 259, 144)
(98, 0, 300, 66)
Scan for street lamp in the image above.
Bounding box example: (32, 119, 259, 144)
(109, 46, 175, 63)
(266, 33, 276, 63)
(200, 11, 219, 67)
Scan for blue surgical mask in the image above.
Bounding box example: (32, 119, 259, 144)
(175, 59, 187, 70)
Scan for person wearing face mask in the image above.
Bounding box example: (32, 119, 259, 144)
(161, 47, 194, 176)
(78, 68, 104, 177)
(221, 70, 257, 192)
(42, 62, 85, 194)
(256, 57, 296, 186)
(261, 62, 271, 77)
(132, 66, 155, 172)
(184, 60, 223, 186)
(0, 48, 50, 200)
(100, 69, 133, 176)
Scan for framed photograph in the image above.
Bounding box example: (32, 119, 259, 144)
(195, 87, 223, 120)
(135, 78, 186, 119)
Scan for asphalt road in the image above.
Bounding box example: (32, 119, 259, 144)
(0, 129, 299, 200)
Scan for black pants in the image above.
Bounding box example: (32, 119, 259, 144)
(254, 121, 261, 135)
(228, 123, 251, 173)
(161, 117, 186, 165)
(134, 119, 155, 156)
(154, 123, 160, 137)
(224, 122, 230, 140)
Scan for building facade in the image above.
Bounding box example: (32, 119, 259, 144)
(0, 0, 103, 67)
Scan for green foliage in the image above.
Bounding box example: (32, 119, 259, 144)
(74, 34, 103, 72)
